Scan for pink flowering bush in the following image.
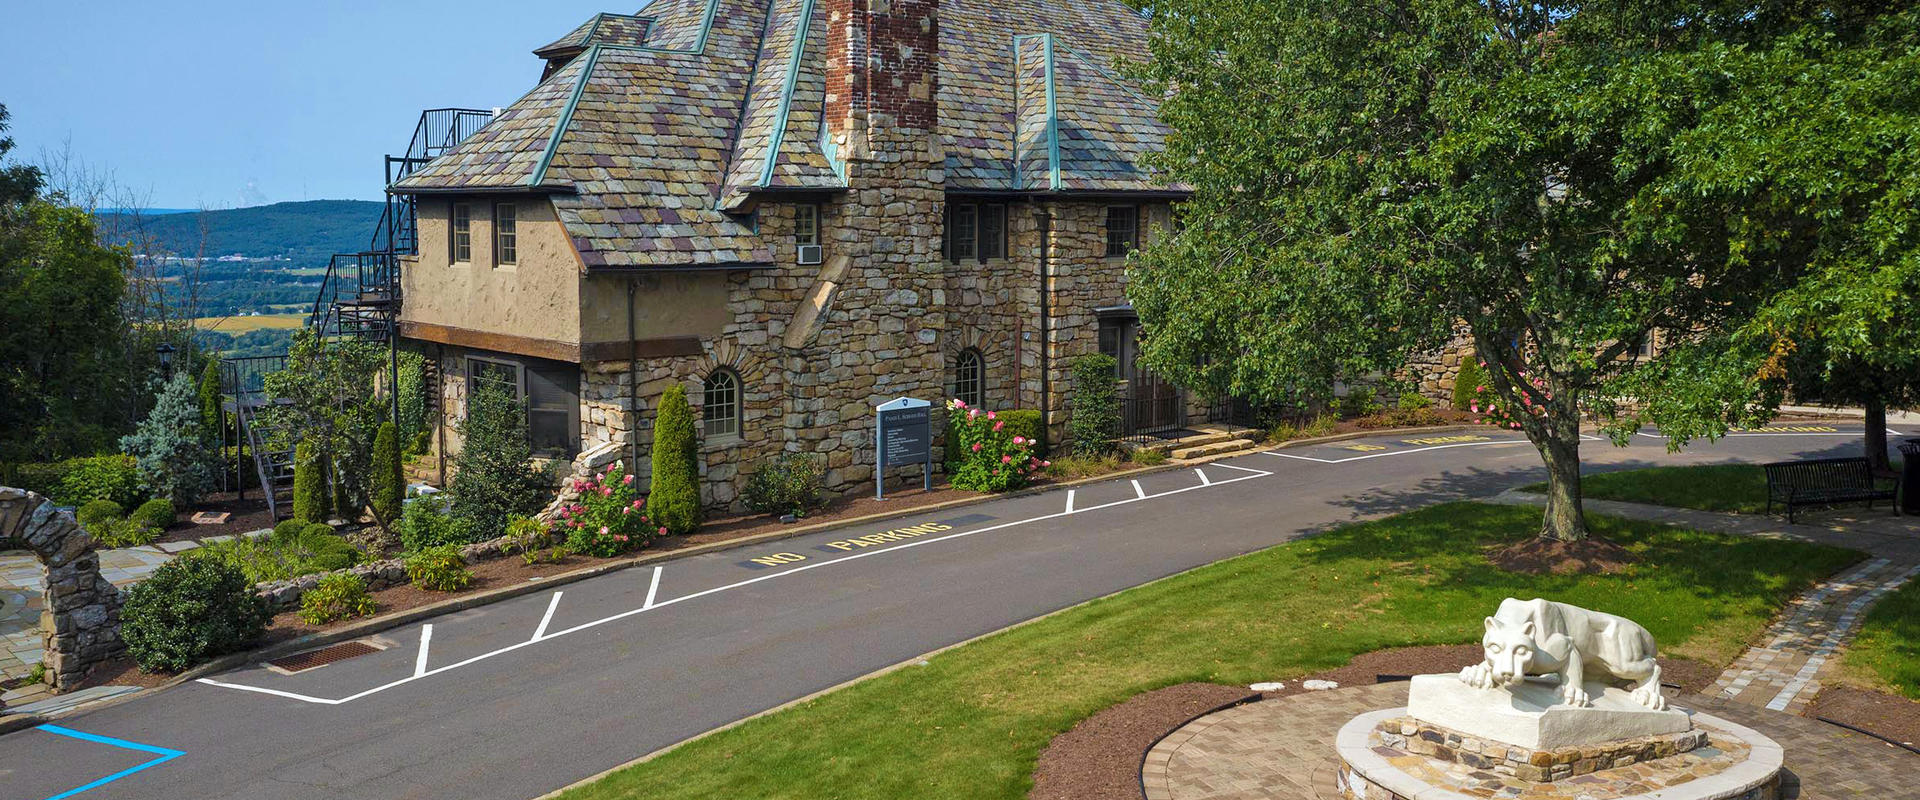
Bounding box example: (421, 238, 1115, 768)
(553, 464, 657, 558)
(1466, 361, 1550, 431)
(945, 399, 1049, 493)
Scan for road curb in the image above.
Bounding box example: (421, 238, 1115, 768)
(10, 423, 1468, 725)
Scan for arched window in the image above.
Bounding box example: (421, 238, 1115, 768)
(953, 349, 984, 408)
(702, 369, 740, 439)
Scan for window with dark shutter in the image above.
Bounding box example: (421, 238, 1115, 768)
(979, 205, 1005, 260)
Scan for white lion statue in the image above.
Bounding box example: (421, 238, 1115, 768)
(1460, 597, 1667, 710)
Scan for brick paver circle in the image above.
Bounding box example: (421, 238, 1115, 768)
(1143, 683, 1919, 800)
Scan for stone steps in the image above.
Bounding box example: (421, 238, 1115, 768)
(1170, 438, 1258, 460)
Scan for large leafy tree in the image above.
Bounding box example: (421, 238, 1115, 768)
(0, 103, 134, 462)
(262, 329, 388, 517)
(1128, 0, 1917, 541)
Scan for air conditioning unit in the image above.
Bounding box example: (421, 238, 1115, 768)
(797, 244, 823, 265)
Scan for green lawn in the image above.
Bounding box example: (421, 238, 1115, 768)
(1844, 577, 1920, 699)
(1528, 464, 1770, 514)
(557, 502, 1857, 800)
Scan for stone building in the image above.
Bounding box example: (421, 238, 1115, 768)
(392, 0, 1193, 507)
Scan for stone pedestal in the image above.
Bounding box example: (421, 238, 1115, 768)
(1405, 673, 1691, 751)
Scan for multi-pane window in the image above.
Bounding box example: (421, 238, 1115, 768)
(494, 203, 518, 266)
(944, 202, 1008, 262)
(953, 349, 984, 408)
(794, 204, 820, 246)
(466, 356, 580, 458)
(946, 204, 976, 261)
(451, 203, 473, 263)
(702, 369, 740, 439)
(979, 205, 1005, 259)
(1105, 206, 1137, 257)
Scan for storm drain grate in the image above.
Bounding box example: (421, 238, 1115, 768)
(268, 641, 381, 674)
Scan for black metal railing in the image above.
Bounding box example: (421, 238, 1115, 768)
(219, 354, 287, 405)
(1118, 391, 1187, 445)
(407, 108, 494, 162)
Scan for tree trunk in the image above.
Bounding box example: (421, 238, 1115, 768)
(1526, 392, 1590, 542)
(1537, 430, 1590, 542)
(1864, 397, 1891, 473)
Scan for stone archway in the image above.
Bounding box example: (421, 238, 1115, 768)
(0, 487, 125, 693)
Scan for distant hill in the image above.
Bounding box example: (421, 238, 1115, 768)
(99, 200, 385, 265)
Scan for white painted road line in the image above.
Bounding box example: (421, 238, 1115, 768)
(643, 567, 662, 610)
(1064, 490, 1076, 514)
(1263, 438, 1532, 464)
(532, 592, 563, 641)
(196, 461, 1275, 707)
(1131, 479, 1147, 500)
(1195, 468, 1211, 486)
(415, 625, 434, 677)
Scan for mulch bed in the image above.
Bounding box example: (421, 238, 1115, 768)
(1487, 535, 1638, 575)
(1030, 683, 1258, 800)
(1807, 686, 1920, 749)
(151, 491, 275, 545)
(68, 482, 1000, 691)
(1027, 644, 1725, 800)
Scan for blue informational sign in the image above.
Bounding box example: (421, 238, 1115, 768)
(874, 397, 933, 499)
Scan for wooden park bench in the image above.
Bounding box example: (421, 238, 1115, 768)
(1762, 457, 1896, 523)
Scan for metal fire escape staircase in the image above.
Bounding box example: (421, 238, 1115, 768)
(222, 109, 492, 521)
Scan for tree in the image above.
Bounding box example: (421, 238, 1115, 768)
(1127, 0, 1886, 541)
(1784, 343, 1920, 473)
(261, 329, 387, 517)
(120, 371, 217, 506)
(0, 104, 134, 462)
(198, 358, 223, 445)
(450, 382, 546, 538)
(647, 384, 702, 535)
(371, 421, 404, 526)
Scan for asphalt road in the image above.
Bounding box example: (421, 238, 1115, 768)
(4, 424, 1899, 800)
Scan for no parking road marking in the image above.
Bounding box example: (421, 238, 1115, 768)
(35, 724, 183, 800)
(1264, 432, 1566, 464)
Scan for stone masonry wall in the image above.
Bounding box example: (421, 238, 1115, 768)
(0, 488, 125, 693)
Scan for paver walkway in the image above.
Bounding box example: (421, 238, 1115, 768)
(0, 529, 269, 703)
(1145, 682, 1918, 800)
(1490, 490, 1920, 715)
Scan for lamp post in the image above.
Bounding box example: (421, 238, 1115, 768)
(156, 342, 176, 379)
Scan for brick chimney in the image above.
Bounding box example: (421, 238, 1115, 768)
(823, 0, 939, 151)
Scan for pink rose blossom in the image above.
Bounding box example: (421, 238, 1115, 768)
(953, 399, 968, 409)
(623, 474, 634, 485)
(992, 420, 1004, 431)
(1001, 454, 1013, 464)
(968, 408, 979, 419)
(659, 526, 668, 535)
(1012, 435, 1026, 445)
(971, 442, 982, 452)
(623, 506, 632, 515)
(987, 410, 996, 420)
(599, 526, 609, 535)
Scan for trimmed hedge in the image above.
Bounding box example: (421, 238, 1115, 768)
(648, 384, 702, 535)
(77, 499, 124, 530)
(130, 498, 176, 531)
(292, 442, 329, 524)
(1068, 354, 1121, 457)
(371, 421, 403, 525)
(14, 455, 144, 509)
(1452, 358, 1484, 411)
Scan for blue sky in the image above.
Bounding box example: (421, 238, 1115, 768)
(1, 1, 630, 209)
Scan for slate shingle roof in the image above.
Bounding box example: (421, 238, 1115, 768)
(394, 0, 1178, 269)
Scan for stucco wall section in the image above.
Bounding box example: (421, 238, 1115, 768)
(579, 272, 731, 344)
(402, 196, 583, 347)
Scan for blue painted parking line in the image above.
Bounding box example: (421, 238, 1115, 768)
(36, 724, 184, 800)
